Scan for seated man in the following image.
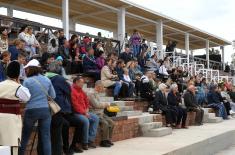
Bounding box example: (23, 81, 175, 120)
(152, 83, 177, 127)
(183, 85, 204, 125)
(207, 84, 228, 119)
(71, 77, 99, 150)
(167, 83, 188, 129)
(88, 80, 115, 147)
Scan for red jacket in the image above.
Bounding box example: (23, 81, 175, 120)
(71, 84, 90, 115)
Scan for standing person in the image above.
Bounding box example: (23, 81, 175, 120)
(0, 29, 8, 54)
(88, 80, 115, 147)
(45, 64, 83, 155)
(8, 39, 25, 61)
(129, 29, 141, 58)
(0, 60, 30, 101)
(183, 85, 204, 125)
(58, 29, 66, 47)
(17, 53, 27, 83)
(24, 26, 41, 58)
(48, 31, 59, 54)
(71, 77, 99, 150)
(119, 46, 133, 64)
(101, 58, 122, 100)
(152, 83, 177, 127)
(19, 59, 56, 155)
(18, 26, 28, 42)
(167, 84, 188, 129)
(0, 61, 31, 155)
(0, 51, 11, 82)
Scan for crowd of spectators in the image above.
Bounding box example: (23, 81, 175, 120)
(1, 26, 235, 155)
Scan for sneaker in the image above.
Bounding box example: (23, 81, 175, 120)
(88, 142, 96, 149)
(72, 146, 83, 153)
(100, 141, 111, 147)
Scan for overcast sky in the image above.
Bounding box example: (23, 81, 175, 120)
(0, 0, 234, 62)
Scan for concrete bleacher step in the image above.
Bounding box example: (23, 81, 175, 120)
(119, 106, 134, 111)
(112, 101, 126, 106)
(129, 113, 160, 124)
(117, 111, 143, 117)
(140, 122, 163, 132)
(143, 127, 172, 137)
(207, 117, 223, 123)
(99, 96, 114, 102)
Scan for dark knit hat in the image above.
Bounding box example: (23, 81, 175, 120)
(7, 61, 20, 79)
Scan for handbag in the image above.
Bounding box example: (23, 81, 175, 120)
(106, 105, 120, 113)
(103, 104, 120, 117)
(32, 78, 61, 115)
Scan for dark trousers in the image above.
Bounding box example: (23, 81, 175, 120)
(162, 107, 177, 125)
(223, 102, 231, 115)
(190, 108, 204, 125)
(172, 106, 187, 126)
(99, 114, 115, 141)
(134, 80, 141, 95)
(62, 113, 83, 149)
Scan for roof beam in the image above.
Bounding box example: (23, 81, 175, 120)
(72, 10, 110, 19)
(126, 23, 152, 30)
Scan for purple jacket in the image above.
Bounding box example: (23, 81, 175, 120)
(96, 57, 105, 70)
(130, 33, 141, 45)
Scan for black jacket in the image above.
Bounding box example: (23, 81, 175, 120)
(152, 90, 168, 111)
(167, 91, 181, 107)
(183, 90, 198, 109)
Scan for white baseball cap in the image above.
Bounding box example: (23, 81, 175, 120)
(24, 59, 40, 69)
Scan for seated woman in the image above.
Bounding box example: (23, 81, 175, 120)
(83, 47, 100, 81)
(101, 58, 122, 100)
(122, 68, 135, 97)
(152, 83, 177, 127)
(220, 84, 234, 116)
(128, 60, 143, 96)
(207, 84, 228, 119)
(167, 83, 188, 129)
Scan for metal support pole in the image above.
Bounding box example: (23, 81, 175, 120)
(156, 20, 163, 59)
(62, 0, 69, 39)
(117, 7, 126, 52)
(206, 40, 210, 69)
(221, 46, 225, 71)
(69, 19, 76, 32)
(185, 33, 190, 71)
(7, 7, 13, 17)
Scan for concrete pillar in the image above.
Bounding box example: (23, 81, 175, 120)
(185, 33, 190, 70)
(7, 7, 13, 17)
(221, 46, 225, 70)
(117, 8, 126, 52)
(206, 40, 210, 69)
(156, 20, 163, 59)
(62, 0, 69, 40)
(69, 19, 76, 32)
(113, 31, 118, 40)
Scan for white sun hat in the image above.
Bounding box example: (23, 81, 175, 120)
(24, 59, 40, 69)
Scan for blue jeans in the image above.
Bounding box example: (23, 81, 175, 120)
(133, 44, 140, 58)
(208, 103, 228, 119)
(114, 81, 122, 97)
(74, 113, 99, 144)
(19, 108, 51, 155)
